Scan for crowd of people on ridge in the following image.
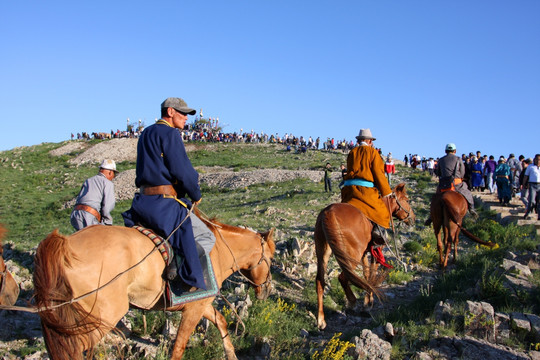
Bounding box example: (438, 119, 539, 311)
(405, 150, 540, 221)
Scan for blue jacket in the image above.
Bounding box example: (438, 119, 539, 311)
(123, 120, 206, 289)
(136, 120, 201, 201)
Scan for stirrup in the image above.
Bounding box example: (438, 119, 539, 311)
(164, 258, 178, 281)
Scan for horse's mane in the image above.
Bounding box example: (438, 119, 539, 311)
(194, 207, 252, 235)
(34, 229, 105, 359)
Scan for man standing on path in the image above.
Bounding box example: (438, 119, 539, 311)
(523, 154, 540, 220)
(324, 162, 333, 193)
(122, 97, 215, 291)
(71, 159, 118, 231)
(519, 158, 532, 211)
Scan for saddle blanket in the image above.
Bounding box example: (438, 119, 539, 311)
(133, 226, 219, 306)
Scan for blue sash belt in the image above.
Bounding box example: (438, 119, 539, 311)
(342, 179, 374, 188)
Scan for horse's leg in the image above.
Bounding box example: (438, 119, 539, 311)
(364, 259, 379, 306)
(201, 303, 237, 360)
(315, 232, 332, 330)
(442, 223, 452, 268)
(338, 271, 356, 309)
(452, 225, 461, 264)
(170, 305, 205, 360)
(361, 252, 373, 307)
(435, 226, 444, 268)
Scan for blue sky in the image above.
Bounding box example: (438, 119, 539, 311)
(1, 1, 538, 159)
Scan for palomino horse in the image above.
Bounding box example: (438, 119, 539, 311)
(430, 191, 495, 269)
(33, 215, 275, 360)
(0, 225, 20, 306)
(315, 183, 415, 330)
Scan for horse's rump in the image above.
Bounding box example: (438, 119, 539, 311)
(317, 203, 380, 297)
(34, 229, 104, 358)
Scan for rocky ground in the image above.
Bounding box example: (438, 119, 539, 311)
(1, 139, 540, 359)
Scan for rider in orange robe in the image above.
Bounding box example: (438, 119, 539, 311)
(341, 129, 392, 227)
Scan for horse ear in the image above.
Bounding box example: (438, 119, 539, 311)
(395, 182, 406, 194)
(260, 228, 276, 253)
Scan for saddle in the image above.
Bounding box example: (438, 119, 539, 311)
(439, 177, 462, 193)
(133, 226, 219, 306)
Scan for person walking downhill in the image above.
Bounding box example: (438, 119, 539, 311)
(494, 156, 512, 206)
(71, 159, 118, 231)
(384, 155, 396, 186)
(523, 154, 540, 220)
(484, 155, 497, 194)
(519, 158, 532, 211)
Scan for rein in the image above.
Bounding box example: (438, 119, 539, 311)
(201, 209, 271, 289)
(384, 192, 410, 270)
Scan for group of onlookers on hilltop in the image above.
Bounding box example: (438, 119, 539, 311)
(71, 128, 141, 141)
(406, 146, 540, 221)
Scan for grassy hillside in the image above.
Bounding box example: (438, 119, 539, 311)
(1, 140, 539, 360)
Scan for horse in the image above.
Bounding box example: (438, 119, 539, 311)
(314, 183, 415, 330)
(0, 225, 20, 306)
(430, 191, 495, 269)
(33, 214, 275, 360)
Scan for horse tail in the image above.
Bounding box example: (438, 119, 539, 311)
(457, 225, 496, 248)
(321, 207, 381, 299)
(34, 229, 103, 359)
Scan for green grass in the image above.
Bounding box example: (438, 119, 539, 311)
(1, 140, 539, 359)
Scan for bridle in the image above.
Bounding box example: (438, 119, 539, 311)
(216, 227, 272, 289)
(392, 192, 412, 223)
(240, 236, 272, 288)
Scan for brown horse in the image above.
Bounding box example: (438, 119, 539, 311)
(33, 215, 275, 360)
(0, 225, 20, 306)
(315, 183, 415, 330)
(431, 191, 495, 269)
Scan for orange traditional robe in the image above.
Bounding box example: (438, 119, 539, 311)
(341, 144, 392, 227)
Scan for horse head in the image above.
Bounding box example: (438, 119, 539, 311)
(391, 183, 415, 225)
(0, 227, 20, 306)
(239, 228, 275, 300)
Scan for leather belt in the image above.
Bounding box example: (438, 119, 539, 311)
(74, 204, 101, 223)
(140, 185, 177, 197)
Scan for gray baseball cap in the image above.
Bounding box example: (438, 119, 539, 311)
(161, 97, 196, 115)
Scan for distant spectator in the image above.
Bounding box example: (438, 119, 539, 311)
(384, 156, 396, 185)
(340, 163, 347, 179)
(523, 154, 540, 220)
(324, 162, 333, 193)
(404, 154, 408, 167)
(507, 153, 520, 191)
(470, 156, 483, 191)
(426, 158, 435, 176)
(519, 158, 532, 210)
(495, 156, 512, 205)
(484, 155, 497, 194)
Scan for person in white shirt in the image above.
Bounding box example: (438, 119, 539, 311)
(523, 154, 540, 220)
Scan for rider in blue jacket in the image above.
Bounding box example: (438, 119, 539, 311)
(123, 97, 215, 291)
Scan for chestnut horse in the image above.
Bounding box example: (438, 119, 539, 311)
(431, 191, 495, 269)
(33, 215, 275, 360)
(0, 225, 20, 306)
(315, 183, 415, 330)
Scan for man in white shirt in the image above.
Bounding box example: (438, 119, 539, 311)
(523, 154, 540, 220)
